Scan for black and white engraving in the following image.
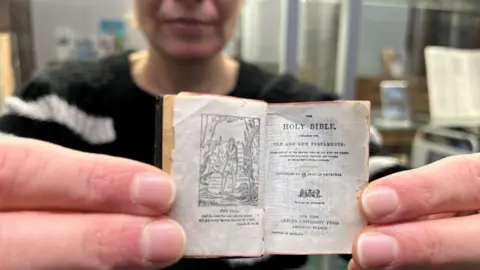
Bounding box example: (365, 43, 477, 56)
(199, 114, 261, 207)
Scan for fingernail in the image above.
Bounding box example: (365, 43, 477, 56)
(357, 232, 398, 268)
(132, 172, 176, 211)
(362, 186, 399, 218)
(142, 220, 186, 265)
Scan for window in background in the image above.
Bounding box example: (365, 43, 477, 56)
(356, 0, 480, 121)
(357, 0, 409, 78)
(298, 0, 342, 94)
(240, 0, 282, 74)
(355, 0, 480, 162)
(355, 0, 412, 123)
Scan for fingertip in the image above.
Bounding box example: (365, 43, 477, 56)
(360, 184, 400, 221)
(141, 219, 186, 267)
(348, 259, 361, 270)
(132, 172, 177, 213)
(171, 219, 187, 252)
(168, 178, 177, 207)
(354, 231, 399, 269)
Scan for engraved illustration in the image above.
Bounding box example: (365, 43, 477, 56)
(199, 114, 260, 207)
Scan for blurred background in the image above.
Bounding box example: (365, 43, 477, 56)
(1, 0, 480, 268)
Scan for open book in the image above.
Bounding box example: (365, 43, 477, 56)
(161, 93, 370, 258)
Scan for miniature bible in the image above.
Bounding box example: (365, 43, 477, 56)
(161, 93, 370, 258)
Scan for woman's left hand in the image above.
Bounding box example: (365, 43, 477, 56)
(349, 154, 480, 270)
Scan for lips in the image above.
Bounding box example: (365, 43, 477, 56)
(164, 18, 212, 37)
(165, 18, 208, 24)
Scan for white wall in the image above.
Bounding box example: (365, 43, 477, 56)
(31, 0, 147, 69)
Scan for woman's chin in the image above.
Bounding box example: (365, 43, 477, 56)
(159, 43, 223, 60)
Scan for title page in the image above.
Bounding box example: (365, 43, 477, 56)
(169, 95, 267, 257)
(265, 101, 369, 254)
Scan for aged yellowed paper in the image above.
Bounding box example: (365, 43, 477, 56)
(264, 101, 369, 254)
(166, 95, 268, 257)
(164, 94, 370, 257)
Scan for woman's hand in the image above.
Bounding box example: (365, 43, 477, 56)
(350, 154, 480, 270)
(0, 138, 185, 269)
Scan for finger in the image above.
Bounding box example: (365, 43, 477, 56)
(360, 154, 480, 223)
(353, 214, 480, 270)
(417, 211, 478, 221)
(348, 259, 361, 270)
(0, 212, 185, 269)
(0, 138, 175, 215)
(417, 213, 457, 221)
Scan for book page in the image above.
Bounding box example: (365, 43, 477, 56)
(166, 95, 267, 257)
(265, 101, 369, 254)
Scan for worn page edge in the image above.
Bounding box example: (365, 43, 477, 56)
(264, 100, 371, 255)
(165, 95, 371, 256)
(164, 94, 267, 258)
(162, 95, 176, 174)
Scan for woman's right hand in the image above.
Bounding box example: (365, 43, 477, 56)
(0, 138, 185, 269)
